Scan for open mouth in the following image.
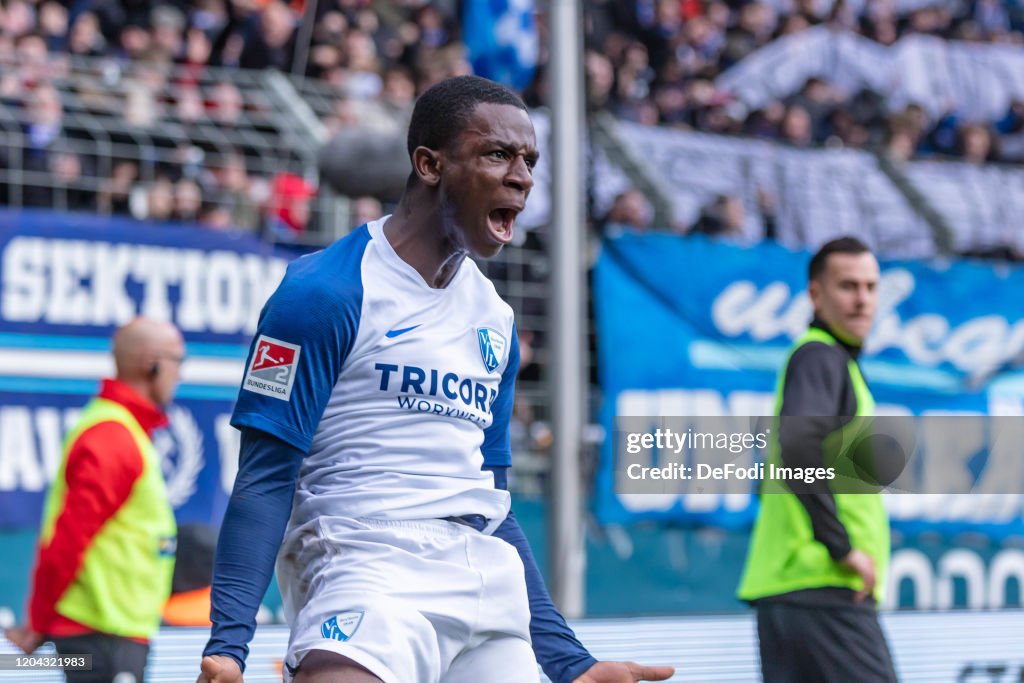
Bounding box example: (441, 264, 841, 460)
(488, 208, 518, 243)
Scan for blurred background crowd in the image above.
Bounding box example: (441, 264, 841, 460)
(581, 0, 1024, 162)
(3, 0, 1022, 241)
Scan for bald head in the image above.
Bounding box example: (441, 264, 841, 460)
(113, 317, 185, 406)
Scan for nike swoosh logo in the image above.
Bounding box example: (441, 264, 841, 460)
(385, 325, 421, 339)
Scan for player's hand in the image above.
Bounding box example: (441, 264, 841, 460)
(841, 549, 876, 601)
(3, 625, 43, 654)
(197, 655, 243, 683)
(572, 660, 675, 682)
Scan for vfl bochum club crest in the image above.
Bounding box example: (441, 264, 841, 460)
(321, 611, 364, 642)
(477, 328, 507, 373)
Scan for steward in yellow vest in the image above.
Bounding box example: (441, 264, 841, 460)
(6, 318, 185, 683)
(737, 238, 898, 683)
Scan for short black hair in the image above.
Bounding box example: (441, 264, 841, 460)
(406, 75, 527, 159)
(808, 236, 872, 281)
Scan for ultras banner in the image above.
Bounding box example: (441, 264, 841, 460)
(593, 232, 1024, 537)
(0, 209, 294, 529)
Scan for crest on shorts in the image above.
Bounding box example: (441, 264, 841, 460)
(477, 327, 507, 373)
(321, 611, 364, 642)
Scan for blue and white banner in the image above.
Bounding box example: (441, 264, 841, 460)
(463, 0, 539, 92)
(0, 209, 294, 529)
(594, 233, 1024, 536)
(716, 27, 1024, 124)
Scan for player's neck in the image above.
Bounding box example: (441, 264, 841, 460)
(384, 194, 466, 289)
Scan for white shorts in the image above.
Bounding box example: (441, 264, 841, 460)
(277, 516, 540, 683)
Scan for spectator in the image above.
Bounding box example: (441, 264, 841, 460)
(790, 78, 840, 140)
(124, 84, 161, 127)
(198, 200, 234, 230)
(181, 26, 214, 79)
(884, 116, 918, 163)
(744, 101, 786, 139)
(213, 152, 260, 231)
(350, 195, 383, 227)
(960, 123, 996, 164)
(307, 11, 346, 79)
(238, 0, 296, 72)
(602, 188, 654, 234)
(996, 100, 1024, 161)
(653, 81, 688, 125)
(14, 33, 52, 92)
(3, 0, 36, 39)
(151, 4, 186, 63)
(140, 175, 176, 222)
(174, 87, 205, 123)
(67, 11, 106, 56)
(118, 21, 153, 62)
(23, 83, 64, 160)
(97, 160, 138, 215)
(381, 65, 416, 115)
(174, 177, 204, 222)
(781, 104, 814, 147)
(43, 148, 94, 212)
(585, 50, 616, 112)
(207, 81, 244, 125)
(38, 2, 68, 52)
(414, 4, 449, 50)
(692, 194, 747, 239)
(826, 108, 869, 148)
(341, 29, 383, 98)
(265, 171, 315, 238)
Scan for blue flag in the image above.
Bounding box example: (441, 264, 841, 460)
(463, 0, 538, 92)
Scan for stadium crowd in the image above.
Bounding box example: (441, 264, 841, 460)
(465, 0, 1019, 174)
(579, 0, 1024, 164)
(2, 0, 1023, 237)
(0, 0, 463, 234)
(4, 0, 1024, 234)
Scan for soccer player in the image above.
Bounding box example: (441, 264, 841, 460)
(197, 76, 674, 683)
(737, 237, 897, 682)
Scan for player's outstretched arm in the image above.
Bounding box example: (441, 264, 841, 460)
(198, 654, 244, 683)
(485, 466, 595, 682)
(572, 661, 675, 682)
(486, 467, 676, 683)
(198, 429, 304, 680)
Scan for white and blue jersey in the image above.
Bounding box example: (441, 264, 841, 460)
(232, 217, 519, 533)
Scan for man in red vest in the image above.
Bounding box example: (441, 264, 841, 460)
(5, 317, 184, 683)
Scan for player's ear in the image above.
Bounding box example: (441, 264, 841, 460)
(412, 146, 443, 187)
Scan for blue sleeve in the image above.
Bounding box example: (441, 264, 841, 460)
(232, 230, 368, 452)
(203, 428, 304, 670)
(481, 325, 519, 467)
(485, 465, 597, 683)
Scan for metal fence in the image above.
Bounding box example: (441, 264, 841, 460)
(0, 53, 348, 243)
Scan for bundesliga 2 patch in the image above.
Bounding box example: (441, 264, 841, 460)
(243, 335, 301, 400)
